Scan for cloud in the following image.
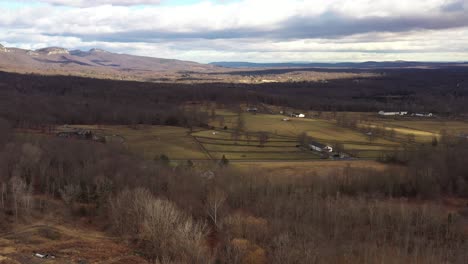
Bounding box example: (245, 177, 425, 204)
(43, 9, 468, 43)
(24, 0, 162, 7)
(441, 0, 466, 12)
(1, 0, 468, 62)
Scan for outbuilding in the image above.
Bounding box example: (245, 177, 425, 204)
(309, 141, 333, 153)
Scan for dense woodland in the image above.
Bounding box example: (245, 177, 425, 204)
(0, 68, 468, 129)
(1, 70, 468, 263)
(0, 117, 467, 263)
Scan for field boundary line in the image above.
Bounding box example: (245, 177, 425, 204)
(189, 132, 215, 161)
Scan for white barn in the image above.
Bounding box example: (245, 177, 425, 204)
(378, 111, 408, 116)
(309, 141, 333, 153)
(291, 113, 305, 118)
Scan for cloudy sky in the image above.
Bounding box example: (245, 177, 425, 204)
(0, 0, 467, 63)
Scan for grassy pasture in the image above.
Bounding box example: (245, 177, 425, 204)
(60, 112, 467, 162)
(235, 160, 393, 178)
(193, 129, 319, 160)
(208, 111, 400, 158)
(70, 125, 208, 160)
(210, 151, 320, 160)
(363, 119, 468, 142)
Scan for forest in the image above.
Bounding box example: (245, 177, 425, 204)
(0, 68, 467, 130)
(0, 116, 467, 263)
(0, 69, 468, 263)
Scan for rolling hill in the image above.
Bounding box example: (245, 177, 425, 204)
(0, 45, 218, 81)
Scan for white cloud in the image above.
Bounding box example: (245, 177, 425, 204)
(27, 0, 162, 7)
(1, 0, 468, 62)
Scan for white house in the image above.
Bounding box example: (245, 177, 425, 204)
(291, 113, 305, 118)
(309, 141, 333, 153)
(378, 111, 408, 116)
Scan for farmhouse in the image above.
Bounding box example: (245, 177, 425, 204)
(291, 113, 305, 118)
(309, 141, 333, 153)
(378, 111, 408, 116)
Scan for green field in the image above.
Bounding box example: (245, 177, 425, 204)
(363, 119, 468, 142)
(61, 111, 468, 162)
(207, 111, 401, 159)
(192, 128, 320, 160)
(70, 125, 208, 160)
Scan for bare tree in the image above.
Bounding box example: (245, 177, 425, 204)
(205, 188, 227, 227)
(218, 116, 225, 128)
(10, 176, 28, 221)
(142, 198, 209, 263)
(1, 183, 6, 209)
(298, 132, 309, 147)
(109, 188, 153, 237)
(258, 132, 269, 147)
(59, 184, 81, 213)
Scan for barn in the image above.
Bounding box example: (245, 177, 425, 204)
(309, 141, 333, 153)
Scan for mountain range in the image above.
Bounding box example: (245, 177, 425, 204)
(2, 44, 468, 83)
(0, 44, 217, 81)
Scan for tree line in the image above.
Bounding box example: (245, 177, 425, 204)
(1, 68, 468, 130)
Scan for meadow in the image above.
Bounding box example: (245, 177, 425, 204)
(62, 111, 468, 163)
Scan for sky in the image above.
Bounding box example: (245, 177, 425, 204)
(0, 0, 467, 63)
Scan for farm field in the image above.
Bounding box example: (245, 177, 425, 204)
(191, 128, 320, 160)
(363, 118, 468, 142)
(69, 125, 208, 160)
(235, 160, 395, 178)
(61, 112, 468, 162)
(208, 111, 401, 159)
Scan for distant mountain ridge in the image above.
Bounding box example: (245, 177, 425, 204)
(2, 44, 468, 82)
(0, 45, 218, 81)
(210, 61, 468, 68)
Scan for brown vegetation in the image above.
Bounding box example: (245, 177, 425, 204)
(1, 68, 468, 263)
(1, 118, 467, 263)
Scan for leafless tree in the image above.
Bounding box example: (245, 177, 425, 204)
(59, 184, 81, 213)
(205, 188, 227, 227)
(142, 198, 210, 263)
(9, 176, 28, 221)
(258, 132, 269, 147)
(1, 183, 6, 209)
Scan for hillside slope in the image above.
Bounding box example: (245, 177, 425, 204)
(0, 45, 217, 81)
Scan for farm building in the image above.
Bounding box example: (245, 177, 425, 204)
(378, 111, 408, 116)
(56, 128, 105, 143)
(412, 112, 433, 117)
(291, 113, 305, 118)
(309, 141, 333, 153)
(57, 129, 92, 140)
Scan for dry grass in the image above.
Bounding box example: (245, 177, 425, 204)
(70, 125, 208, 160)
(0, 223, 148, 264)
(234, 160, 392, 178)
(208, 111, 400, 159)
(365, 119, 468, 142)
